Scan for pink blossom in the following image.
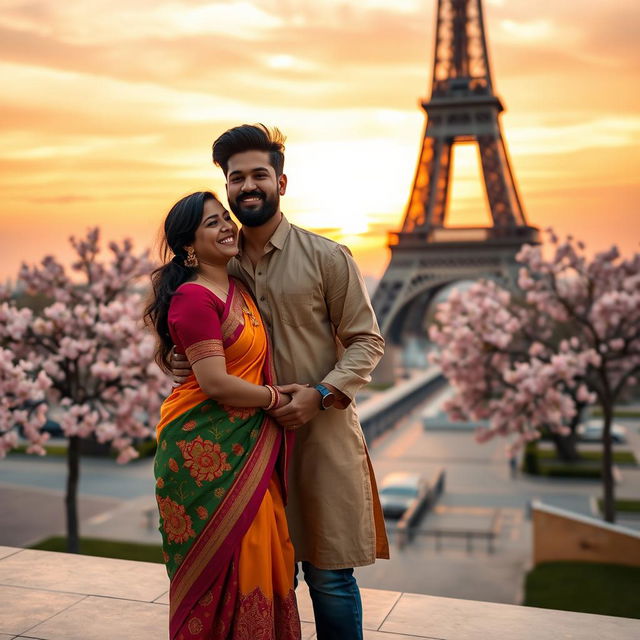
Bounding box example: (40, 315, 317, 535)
(0, 228, 170, 460)
(116, 446, 139, 464)
(430, 229, 639, 455)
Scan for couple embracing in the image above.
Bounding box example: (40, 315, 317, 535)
(145, 124, 389, 640)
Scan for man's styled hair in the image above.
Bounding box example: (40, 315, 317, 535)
(212, 124, 286, 176)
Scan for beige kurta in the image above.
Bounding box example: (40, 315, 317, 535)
(227, 215, 389, 569)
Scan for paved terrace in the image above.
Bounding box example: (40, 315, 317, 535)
(1, 547, 639, 639)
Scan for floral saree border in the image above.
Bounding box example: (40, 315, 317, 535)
(168, 418, 281, 637)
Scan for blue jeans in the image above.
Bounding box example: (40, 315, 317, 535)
(296, 561, 363, 640)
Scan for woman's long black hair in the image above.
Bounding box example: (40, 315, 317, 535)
(144, 191, 218, 373)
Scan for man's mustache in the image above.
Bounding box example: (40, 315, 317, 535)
(238, 190, 265, 202)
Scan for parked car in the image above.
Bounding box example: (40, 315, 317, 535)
(378, 472, 426, 519)
(577, 420, 628, 444)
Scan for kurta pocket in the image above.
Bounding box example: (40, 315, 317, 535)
(280, 292, 315, 327)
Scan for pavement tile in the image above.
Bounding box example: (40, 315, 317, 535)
(0, 585, 83, 636)
(153, 590, 169, 605)
(295, 583, 402, 631)
(360, 587, 403, 629)
(0, 549, 168, 602)
(300, 621, 316, 639)
(380, 593, 640, 640)
(0, 547, 21, 561)
(365, 631, 443, 640)
(27, 596, 168, 640)
(294, 583, 314, 624)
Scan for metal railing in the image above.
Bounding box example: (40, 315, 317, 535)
(358, 367, 446, 443)
(396, 467, 446, 549)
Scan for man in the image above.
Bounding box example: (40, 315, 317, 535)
(176, 124, 389, 639)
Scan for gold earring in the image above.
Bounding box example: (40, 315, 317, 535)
(185, 247, 198, 268)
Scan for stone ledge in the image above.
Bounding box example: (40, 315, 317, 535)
(0, 547, 638, 639)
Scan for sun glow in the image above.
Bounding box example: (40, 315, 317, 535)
(444, 143, 493, 228)
(284, 138, 413, 237)
(0, 0, 638, 285)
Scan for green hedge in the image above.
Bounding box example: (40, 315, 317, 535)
(539, 465, 602, 479)
(524, 561, 640, 618)
(522, 443, 637, 478)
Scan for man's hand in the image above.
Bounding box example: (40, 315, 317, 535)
(170, 349, 192, 387)
(269, 384, 320, 429)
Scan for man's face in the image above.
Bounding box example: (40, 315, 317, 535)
(226, 150, 287, 227)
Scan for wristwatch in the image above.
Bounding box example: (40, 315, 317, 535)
(314, 384, 335, 410)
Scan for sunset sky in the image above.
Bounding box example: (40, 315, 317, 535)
(1, 0, 639, 283)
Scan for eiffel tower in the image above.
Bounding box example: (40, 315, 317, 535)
(373, 0, 539, 358)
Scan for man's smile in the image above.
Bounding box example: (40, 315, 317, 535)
(238, 191, 264, 205)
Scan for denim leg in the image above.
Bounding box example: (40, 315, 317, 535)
(301, 561, 363, 640)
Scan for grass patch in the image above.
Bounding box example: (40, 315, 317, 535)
(30, 536, 164, 564)
(590, 408, 640, 418)
(524, 561, 640, 618)
(597, 499, 640, 514)
(10, 444, 68, 457)
(536, 448, 637, 465)
(9, 438, 157, 460)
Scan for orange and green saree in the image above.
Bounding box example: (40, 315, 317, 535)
(154, 279, 300, 640)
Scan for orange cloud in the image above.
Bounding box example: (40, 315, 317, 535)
(0, 0, 639, 284)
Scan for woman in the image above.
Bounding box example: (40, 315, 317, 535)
(145, 191, 301, 640)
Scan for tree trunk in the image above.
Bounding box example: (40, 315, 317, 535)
(66, 436, 80, 553)
(549, 430, 580, 462)
(601, 404, 616, 523)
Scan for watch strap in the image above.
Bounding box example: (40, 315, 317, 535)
(314, 383, 334, 410)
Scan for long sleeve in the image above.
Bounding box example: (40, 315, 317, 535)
(321, 244, 385, 401)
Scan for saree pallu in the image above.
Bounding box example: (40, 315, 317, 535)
(155, 281, 300, 640)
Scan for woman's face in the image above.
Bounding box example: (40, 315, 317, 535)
(191, 198, 239, 266)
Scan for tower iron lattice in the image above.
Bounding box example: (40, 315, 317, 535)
(373, 0, 539, 346)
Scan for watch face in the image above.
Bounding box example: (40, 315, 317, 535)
(321, 393, 335, 409)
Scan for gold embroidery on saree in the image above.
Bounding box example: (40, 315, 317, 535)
(221, 286, 246, 339)
(185, 339, 224, 364)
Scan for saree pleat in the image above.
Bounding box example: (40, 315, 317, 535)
(155, 280, 300, 640)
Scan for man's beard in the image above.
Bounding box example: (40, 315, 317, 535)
(230, 190, 279, 227)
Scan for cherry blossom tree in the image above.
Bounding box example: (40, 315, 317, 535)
(0, 229, 170, 551)
(429, 230, 640, 523)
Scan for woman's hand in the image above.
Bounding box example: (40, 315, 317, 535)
(275, 392, 292, 410)
(170, 348, 193, 386)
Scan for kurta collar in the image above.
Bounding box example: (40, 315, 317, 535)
(266, 214, 291, 251)
(237, 214, 291, 256)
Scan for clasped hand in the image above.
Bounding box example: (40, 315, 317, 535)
(267, 384, 320, 430)
(169, 351, 317, 430)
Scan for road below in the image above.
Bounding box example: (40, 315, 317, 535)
(1, 391, 638, 605)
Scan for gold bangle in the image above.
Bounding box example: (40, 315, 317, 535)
(264, 385, 277, 410)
